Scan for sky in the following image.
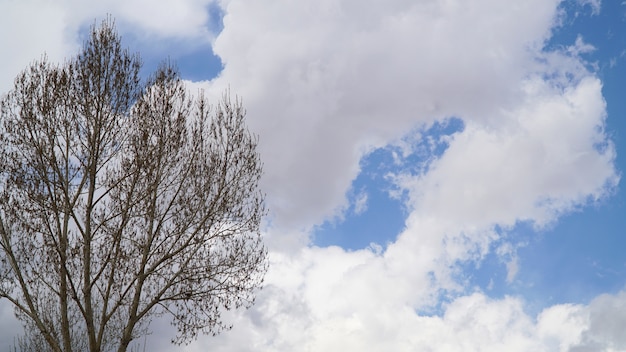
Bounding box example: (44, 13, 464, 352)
(1, 0, 626, 351)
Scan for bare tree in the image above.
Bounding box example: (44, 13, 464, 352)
(0, 18, 267, 352)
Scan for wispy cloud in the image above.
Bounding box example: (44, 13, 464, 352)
(353, 190, 368, 215)
(578, 0, 602, 15)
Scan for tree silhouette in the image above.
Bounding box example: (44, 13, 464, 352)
(0, 18, 267, 352)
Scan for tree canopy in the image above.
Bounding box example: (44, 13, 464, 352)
(0, 18, 267, 352)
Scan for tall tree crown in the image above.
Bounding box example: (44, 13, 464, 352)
(0, 18, 267, 352)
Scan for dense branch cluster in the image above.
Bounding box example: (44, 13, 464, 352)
(0, 19, 266, 352)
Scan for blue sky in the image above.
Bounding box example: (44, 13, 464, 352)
(314, 118, 465, 250)
(1, 0, 626, 351)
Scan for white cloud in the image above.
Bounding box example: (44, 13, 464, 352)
(0, 300, 22, 350)
(568, 35, 596, 56)
(396, 76, 616, 230)
(496, 242, 523, 284)
(201, 0, 565, 235)
(108, 0, 216, 39)
(0, 1, 76, 95)
(178, 246, 626, 352)
(0, 0, 221, 95)
(577, 0, 602, 15)
(571, 291, 626, 351)
(353, 190, 368, 215)
(60, 0, 218, 40)
(537, 303, 588, 351)
(174, 0, 620, 349)
(143, 284, 623, 352)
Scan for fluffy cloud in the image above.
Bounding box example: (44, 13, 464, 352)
(0, 0, 220, 94)
(0, 1, 76, 95)
(0, 300, 22, 350)
(179, 244, 626, 352)
(395, 76, 616, 230)
(206, 0, 567, 234)
(175, 0, 620, 350)
(571, 291, 626, 351)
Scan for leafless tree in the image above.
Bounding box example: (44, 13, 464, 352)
(0, 18, 267, 352)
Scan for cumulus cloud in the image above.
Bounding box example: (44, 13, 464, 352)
(180, 246, 626, 352)
(0, 300, 22, 350)
(0, 1, 76, 94)
(202, 0, 567, 235)
(0, 0, 221, 94)
(396, 76, 616, 230)
(173, 0, 620, 350)
(571, 291, 626, 351)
